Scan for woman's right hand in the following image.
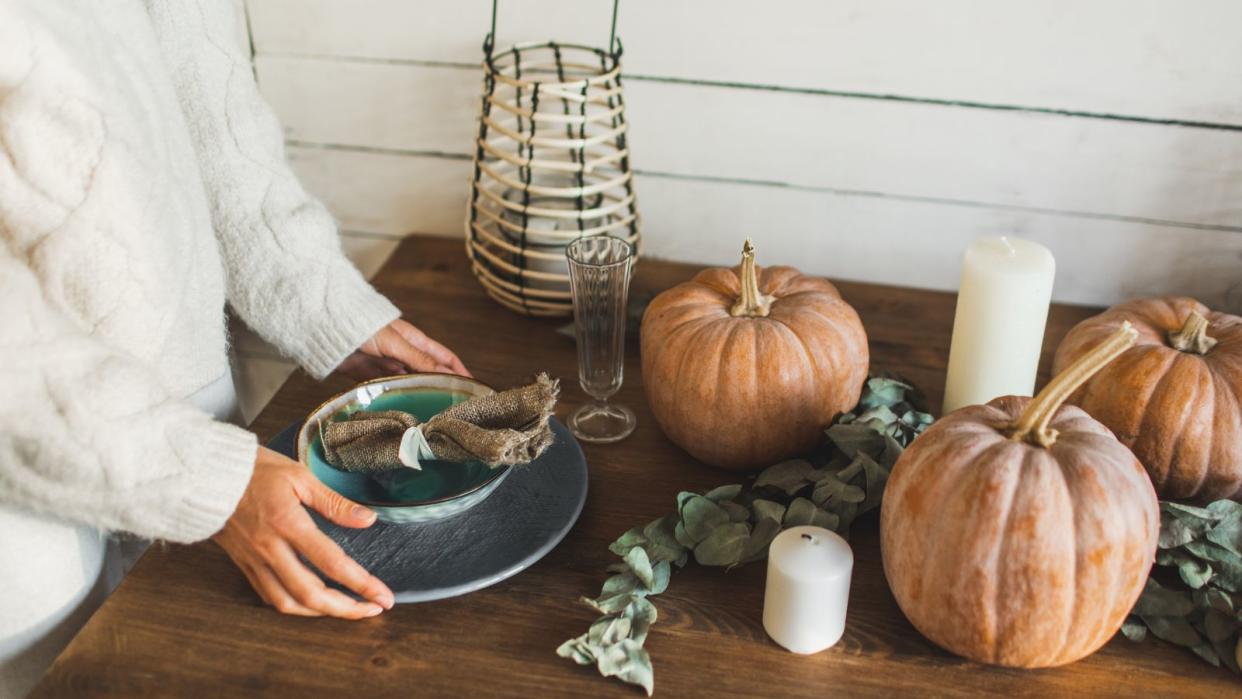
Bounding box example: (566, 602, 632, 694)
(213, 446, 394, 619)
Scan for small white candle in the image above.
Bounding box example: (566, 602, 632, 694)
(942, 236, 1055, 414)
(762, 526, 853, 655)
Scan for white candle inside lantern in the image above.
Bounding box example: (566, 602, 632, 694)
(942, 236, 1056, 414)
(762, 526, 853, 654)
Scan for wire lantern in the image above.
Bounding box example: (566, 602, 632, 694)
(465, 0, 640, 317)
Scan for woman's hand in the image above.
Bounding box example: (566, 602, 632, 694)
(336, 319, 470, 381)
(213, 447, 395, 619)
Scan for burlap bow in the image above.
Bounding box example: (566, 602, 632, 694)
(321, 374, 559, 472)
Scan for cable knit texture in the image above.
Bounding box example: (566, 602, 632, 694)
(0, 0, 398, 541)
(0, 0, 399, 675)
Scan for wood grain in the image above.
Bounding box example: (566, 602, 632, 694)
(34, 237, 1236, 697)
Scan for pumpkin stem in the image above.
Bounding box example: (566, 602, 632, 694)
(730, 239, 775, 317)
(1168, 311, 1217, 355)
(1010, 323, 1137, 448)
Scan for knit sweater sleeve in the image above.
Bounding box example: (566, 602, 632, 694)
(0, 246, 258, 543)
(144, 0, 400, 379)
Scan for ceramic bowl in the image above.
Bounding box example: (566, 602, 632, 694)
(296, 373, 512, 524)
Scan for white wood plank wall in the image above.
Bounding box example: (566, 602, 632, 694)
(242, 0, 1242, 310)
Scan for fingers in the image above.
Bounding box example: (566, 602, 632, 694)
(389, 321, 472, 377)
(266, 539, 385, 620)
(301, 477, 377, 529)
(376, 328, 449, 374)
(335, 353, 406, 382)
(292, 523, 394, 610)
(247, 561, 323, 617)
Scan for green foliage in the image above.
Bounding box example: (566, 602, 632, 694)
(557, 376, 934, 695)
(1124, 499, 1242, 672)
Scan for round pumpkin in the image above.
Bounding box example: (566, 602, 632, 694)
(881, 325, 1159, 667)
(640, 241, 869, 471)
(1053, 297, 1242, 501)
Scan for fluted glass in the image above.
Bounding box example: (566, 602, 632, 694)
(565, 235, 636, 443)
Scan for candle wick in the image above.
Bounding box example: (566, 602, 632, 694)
(999, 235, 1017, 257)
(801, 533, 816, 543)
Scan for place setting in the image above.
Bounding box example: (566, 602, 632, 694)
(26, 2, 1242, 697)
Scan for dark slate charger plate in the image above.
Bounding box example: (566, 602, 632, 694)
(268, 418, 588, 603)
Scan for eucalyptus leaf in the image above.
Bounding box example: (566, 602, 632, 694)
(1206, 510, 1242, 556)
(1202, 588, 1234, 614)
(589, 615, 633, 646)
(1203, 607, 1237, 643)
(647, 561, 672, 596)
(741, 517, 783, 563)
(601, 572, 641, 597)
(705, 484, 744, 502)
(751, 498, 786, 524)
(681, 496, 731, 544)
(596, 638, 654, 696)
(610, 527, 649, 557)
(720, 500, 752, 523)
(583, 592, 640, 615)
(1190, 642, 1222, 667)
(676, 491, 698, 517)
(753, 460, 813, 495)
(1176, 555, 1214, 589)
(811, 473, 866, 506)
(1132, 579, 1195, 617)
(1164, 502, 1221, 523)
(673, 520, 697, 550)
(556, 636, 597, 665)
(1141, 614, 1204, 647)
(1126, 498, 1242, 676)
(783, 498, 817, 527)
(1121, 617, 1148, 642)
(811, 507, 841, 531)
(1159, 515, 1202, 549)
(625, 547, 656, 590)
(694, 522, 751, 567)
(1207, 499, 1242, 519)
(624, 598, 658, 644)
(826, 423, 884, 458)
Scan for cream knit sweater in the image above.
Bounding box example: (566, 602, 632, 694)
(0, 0, 399, 689)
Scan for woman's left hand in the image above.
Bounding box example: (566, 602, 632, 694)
(336, 319, 471, 381)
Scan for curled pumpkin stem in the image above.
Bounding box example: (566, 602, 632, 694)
(1168, 310, 1217, 355)
(730, 239, 775, 318)
(1010, 323, 1137, 448)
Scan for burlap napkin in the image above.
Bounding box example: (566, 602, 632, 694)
(321, 374, 559, 472)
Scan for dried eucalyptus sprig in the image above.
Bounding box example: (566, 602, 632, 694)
(1123, 499, 1242, 672)
(557, 376, 934, 695)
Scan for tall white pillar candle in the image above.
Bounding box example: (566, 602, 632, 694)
(942, 236, 1055, 414)
(762, 526, 853, 654)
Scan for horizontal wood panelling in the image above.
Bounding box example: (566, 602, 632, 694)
(246, 0, 1242, 125)
(285, 145, 1242, 312)
(287, 145, 469, 235)
(258, 56, 1242, 228)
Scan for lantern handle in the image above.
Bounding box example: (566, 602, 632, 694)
(484, 0, 622, 57)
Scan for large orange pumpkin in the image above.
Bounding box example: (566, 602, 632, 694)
(640, 241, 869, 471)
(1053, 297, 1242, 501)
(881, 325, 1159, 667)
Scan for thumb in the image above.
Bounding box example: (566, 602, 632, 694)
(304, 479, 377, 529)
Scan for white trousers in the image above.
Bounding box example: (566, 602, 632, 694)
(0, 371, 241, 699)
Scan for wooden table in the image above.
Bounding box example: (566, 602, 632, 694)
(35, 236, 1235, 697)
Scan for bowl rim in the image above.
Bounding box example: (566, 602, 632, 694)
(296, 372, 512, 509)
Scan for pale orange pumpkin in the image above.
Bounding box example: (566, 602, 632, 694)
(1053, 297, 1242, 501)
(881, 325, 1159, 667)
(640, 241, 869, 471)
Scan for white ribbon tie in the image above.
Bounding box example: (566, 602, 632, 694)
(397, 425, 436, 470)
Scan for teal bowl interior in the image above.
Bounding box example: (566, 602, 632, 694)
(297, 375, 510, 523)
